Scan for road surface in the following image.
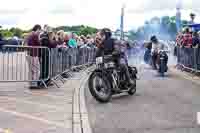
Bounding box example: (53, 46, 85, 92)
(85, 65, 200, 133)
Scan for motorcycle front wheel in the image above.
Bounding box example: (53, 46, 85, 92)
(159, 58, 165, 77)
(88, 71, 112, 103)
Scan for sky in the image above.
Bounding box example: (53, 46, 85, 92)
(0, 0, 200, 31)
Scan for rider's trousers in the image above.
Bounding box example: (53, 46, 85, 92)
(118, 58, 132, 83)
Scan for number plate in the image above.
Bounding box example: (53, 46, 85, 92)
(96, 57, 103, 64)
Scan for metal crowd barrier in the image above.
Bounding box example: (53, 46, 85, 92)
(0, 45, 50, 88)
(49, 47, 96, 87)
(177, 47, 200, 73)
(0, 45, 96, 88)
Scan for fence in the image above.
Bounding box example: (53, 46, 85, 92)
(176, 47, 200, 73)
(0, 45, 96, 88)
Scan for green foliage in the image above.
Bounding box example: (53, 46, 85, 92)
(78, 26, 97, 36)
(54, 25, 97, 35)
(9, 28, 23, 37)
(0, 25, 98, 38)
(0, 29, 13, 38)
(0, 27, 23, 38)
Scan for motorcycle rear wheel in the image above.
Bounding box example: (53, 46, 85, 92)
(128, 79, 136, 95)
(88, 72, 112, 103)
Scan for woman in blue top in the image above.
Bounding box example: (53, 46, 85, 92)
(68, 33, 77, 48)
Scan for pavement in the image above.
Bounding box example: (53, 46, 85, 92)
(0, 69, 91, 133)
(85, 65, 200, 133)
(1, 56, 200, 133)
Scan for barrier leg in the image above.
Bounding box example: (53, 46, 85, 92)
(58, 75, 65, 84)
(41, 80, 48, 89)
(50, 79, 60, 88)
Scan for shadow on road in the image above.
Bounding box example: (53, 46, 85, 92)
(110, 93, 141, 103)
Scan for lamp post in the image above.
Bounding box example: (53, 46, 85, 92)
(176, 0, 182, 32)
(120, 4, 125, 40)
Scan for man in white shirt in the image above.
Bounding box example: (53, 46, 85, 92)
(150, 36, 169, 70)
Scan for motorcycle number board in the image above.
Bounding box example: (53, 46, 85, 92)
(96, 57, 103, 64)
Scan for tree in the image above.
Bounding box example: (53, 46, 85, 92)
(10, 28, 23, 37)
(2, 29, 13, 38)
(54, 25, 97, 35)
(78, 26, 97, 36)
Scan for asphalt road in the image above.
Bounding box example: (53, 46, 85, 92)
(85, 65, 200, 133)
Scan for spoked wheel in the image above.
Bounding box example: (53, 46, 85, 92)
(88, 72, 112, 103)
(128, 79, 136, 95)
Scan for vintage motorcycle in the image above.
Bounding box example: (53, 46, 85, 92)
(158, 50, 168, 77)
(151, 50, 169, 77)
(88, 54, 137, 103)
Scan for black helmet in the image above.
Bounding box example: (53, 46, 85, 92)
(101, 28, 112, 39)
(190, 13, 195, 17)
(150, 35, 158, 43)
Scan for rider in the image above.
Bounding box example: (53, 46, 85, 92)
(150, 35, 169, 70)
(95, 28, 134, 87)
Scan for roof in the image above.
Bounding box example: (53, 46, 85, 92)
(184, 24, 200, 31)
(187, 24, 200, 27)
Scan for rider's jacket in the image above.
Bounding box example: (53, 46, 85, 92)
(151, 40, 167, 53)
(95, 38, 128, 65)
(96, 38, 115, 57)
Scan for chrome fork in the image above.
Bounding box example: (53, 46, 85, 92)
(111, 70, 120, 91)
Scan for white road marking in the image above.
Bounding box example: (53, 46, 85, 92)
(23, 90, 73, 100)
(0, 128, 13, 133)
(0, 128, 4, 132)
(197, 112, 200, 125)
(0, 107, 67, 128)
(0, 96, 67, 111)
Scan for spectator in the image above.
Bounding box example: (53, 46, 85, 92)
(27, 24, 42, 89)
(192, 31, 200, 48)
(56, 30, 67, 48)
(7, 38, 19, 46)
(28, 24, 41, 48)
(182, 27, 192, 48)
(64, 33, 69, 46)
(81, 35, 87, 44)
(86, 35, 91, 43)
(68, 32, 77, 48)
(176, 32, 183, 47)
(39, 26, 54, 86)
(89, 38, 96, 48)
(48, 31, 58, 48)
(0, 33, 2, 41)
(22, 33, 30, 46)
(77, 36, 85, 48)
(40, 25, 50, 47)
(0, 33, 5, 46)
(86, 35, 95, 48)
(95, 31, 103, 48)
